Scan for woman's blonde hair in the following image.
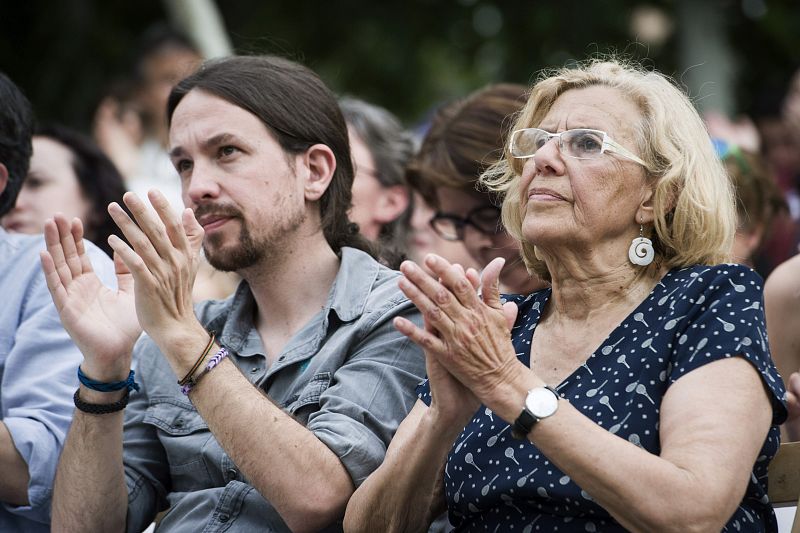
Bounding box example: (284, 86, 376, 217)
(482, 59, 736, 281)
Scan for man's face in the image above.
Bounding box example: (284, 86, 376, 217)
(169, 89, 307, 272)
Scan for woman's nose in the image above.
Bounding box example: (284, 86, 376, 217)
(533, 136, 565, 176)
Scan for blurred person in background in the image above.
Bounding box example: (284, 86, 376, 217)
(406, 188, 480, 271)
(339, 97, 414, 266)
(769, 67, 800, 442)
(711, 138, 787, 270)
(406, 84, 546, 294)
(2, 124, 128, 257)
(93, 25, 202, 212)
(0, 71, 115, 532)
(766, 250, 800, 442)
(93, 26, 237, 301)
(754, 87, 800, 272)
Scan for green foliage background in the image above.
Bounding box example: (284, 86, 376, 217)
(1, 0, 798, 131)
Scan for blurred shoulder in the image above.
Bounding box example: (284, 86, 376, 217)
(765, 255, 800, 303)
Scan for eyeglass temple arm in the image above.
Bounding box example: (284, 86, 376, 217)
(604, 138, 648, 167)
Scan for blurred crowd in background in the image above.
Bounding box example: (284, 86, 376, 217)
(1, 1, 799, 291)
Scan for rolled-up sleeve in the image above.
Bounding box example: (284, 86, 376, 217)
(1, 243, 115, 523)
(307, 300, 425, 486)
(121, 342, 171, 533)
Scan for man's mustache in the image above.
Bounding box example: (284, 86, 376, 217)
(193, 204, 243, 220)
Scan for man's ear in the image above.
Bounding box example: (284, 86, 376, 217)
(373, 185, 410, 225)
(0, 163, 8, 197)
(302, 144, 337, 202)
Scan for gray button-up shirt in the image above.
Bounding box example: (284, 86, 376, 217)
(122, 247, 425, 532)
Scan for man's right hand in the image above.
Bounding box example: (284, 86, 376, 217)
(40, 214, 141, 380)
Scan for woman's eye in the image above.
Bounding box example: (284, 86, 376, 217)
(24, 177, 43, 189)
(572, 134, 602, 153)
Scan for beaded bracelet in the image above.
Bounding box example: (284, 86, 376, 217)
(178, 332, 216, 386)
(73, 388, 129, 415)
(181, 347, 229, 396)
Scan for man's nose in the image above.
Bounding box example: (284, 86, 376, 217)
(184, 162, 220, 206)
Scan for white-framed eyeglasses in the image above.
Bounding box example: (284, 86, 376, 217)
(509, 127, 647, 167)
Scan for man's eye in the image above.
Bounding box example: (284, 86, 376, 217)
(219, 146, 239, 157)
(176, 160, 193, 173)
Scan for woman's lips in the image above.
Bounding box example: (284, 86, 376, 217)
(527, 188, 565, 202)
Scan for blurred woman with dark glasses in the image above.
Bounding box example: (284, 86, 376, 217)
(406, 84, 547, 295)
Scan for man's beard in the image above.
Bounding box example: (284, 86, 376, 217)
(197, 203, 306, 272)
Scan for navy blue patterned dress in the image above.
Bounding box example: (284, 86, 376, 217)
(418, 264, 787, 532)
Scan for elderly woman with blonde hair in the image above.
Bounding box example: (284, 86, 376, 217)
(344, 59, 786, 533)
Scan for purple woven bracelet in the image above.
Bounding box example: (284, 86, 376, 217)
(181, 347, 229, 396)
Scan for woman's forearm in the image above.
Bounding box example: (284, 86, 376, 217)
(344, 402, 458, 533)
(484, 358, 772, 533)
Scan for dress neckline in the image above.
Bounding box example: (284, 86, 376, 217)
(517, 267, 688, 389)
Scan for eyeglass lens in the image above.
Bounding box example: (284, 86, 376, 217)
(513, 129, 606, 159)
(431, 205, 502, 241)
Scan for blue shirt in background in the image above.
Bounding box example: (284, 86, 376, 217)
(0, 227, 115, 531)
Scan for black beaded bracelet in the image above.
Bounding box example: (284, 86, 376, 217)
(73, 388, 129, 415)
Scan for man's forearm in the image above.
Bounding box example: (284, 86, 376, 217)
(190, 358, 354, 533)
(0, 421, 30, 506)
(51, 388, 128, 532)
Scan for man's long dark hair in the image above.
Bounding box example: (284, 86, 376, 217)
(166, 55, 373, 257)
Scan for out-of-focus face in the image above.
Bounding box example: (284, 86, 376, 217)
(408, 191, 479, 270)
(140, 46, 202, 137)
(435, 187, 545, 294)
(348, 129, 384, 240)
(435, 187, 517, 263)
(2, 136, 90, 234)
(347, 128, 409, 241)
(758, 118, 800, 186)
(517, 85, 649, 256)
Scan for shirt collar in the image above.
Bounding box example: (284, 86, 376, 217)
(325, 247, 381, 323)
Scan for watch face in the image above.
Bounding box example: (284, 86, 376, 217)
(525, 387, 559, 419)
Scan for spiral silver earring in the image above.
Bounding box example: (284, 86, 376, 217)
(628, 224, 654, 266)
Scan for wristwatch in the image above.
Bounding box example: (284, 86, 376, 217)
(511, 385, 559, 440)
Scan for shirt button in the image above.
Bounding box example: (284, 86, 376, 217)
(218, 513, 230, 523)
(174, 419, 184, 428)
(227, 468, 238, 479)
(250, 368, 258, 374)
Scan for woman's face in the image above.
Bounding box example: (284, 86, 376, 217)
(435, 187, 520, 269)
(348, 129, 387, 240)
(408, 191, 479, 270)
(436, 187, 544, 293)
(517, 85, 650, 254)
(1, 136, 90, 234)
(347, 127, 410, 242)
